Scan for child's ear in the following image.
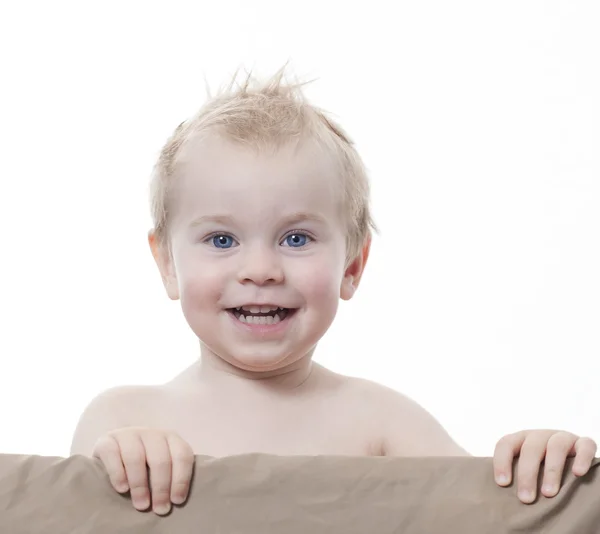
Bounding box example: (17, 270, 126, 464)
(148, 230, 180, 300)
(340, 234, 371, 301)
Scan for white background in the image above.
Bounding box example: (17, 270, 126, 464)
(0, 1, 598, 458)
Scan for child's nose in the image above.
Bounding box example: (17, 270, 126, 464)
(237, 247, 284, 285)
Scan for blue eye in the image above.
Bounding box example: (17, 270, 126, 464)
(283, 233, 310, 247)
(211, 234, 236, 248)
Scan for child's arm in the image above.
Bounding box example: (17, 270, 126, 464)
(70, 386, 142, 456)
(69, 386, 195, 515)
(376, 386, 597, 503)
(377, 389, 470, 457)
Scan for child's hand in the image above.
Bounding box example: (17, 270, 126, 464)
(493, 429, 597, 503)
(92, 427, 195, 515)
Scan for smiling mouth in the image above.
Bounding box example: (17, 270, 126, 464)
(227, 306, 296, 325)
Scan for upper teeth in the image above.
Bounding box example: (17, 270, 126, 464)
(237, 305, 283, 313)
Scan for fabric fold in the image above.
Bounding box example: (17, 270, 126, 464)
(0, 453, 598, 533)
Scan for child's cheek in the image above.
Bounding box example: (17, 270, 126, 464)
(178, 260, 228, 309)
(294, 260, 343, 303)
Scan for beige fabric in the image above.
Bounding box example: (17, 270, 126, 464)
(0, 453, 599, 533)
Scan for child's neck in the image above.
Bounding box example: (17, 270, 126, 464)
(196, 347, 316, 391)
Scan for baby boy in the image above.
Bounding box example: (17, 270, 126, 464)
(70, 69, 597, 516)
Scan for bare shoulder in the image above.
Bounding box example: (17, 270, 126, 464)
(69, 384, 164, 457)
(336, 375, 470, 457)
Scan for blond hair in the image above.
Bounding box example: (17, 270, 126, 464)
(149, 66, 377, 265)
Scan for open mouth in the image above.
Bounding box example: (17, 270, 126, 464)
(227, 305, 296, 325)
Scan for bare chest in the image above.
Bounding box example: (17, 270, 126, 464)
(150, 393, 379, 458)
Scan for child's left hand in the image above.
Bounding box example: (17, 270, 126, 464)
(493, 429, 597, 503)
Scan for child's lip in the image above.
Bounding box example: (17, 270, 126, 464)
(226, 308, 298, 317)
(226, 306, 297, 312)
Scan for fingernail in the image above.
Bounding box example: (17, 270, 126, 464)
(573, 463, 587, 476)
(543, 484, 557, 496)
(519, 489, 534, 503)
(154, 504, 171, 515)
(496, 474, 509, 485)
(134, 498, 149, 510)
(171, 493, 185, 505)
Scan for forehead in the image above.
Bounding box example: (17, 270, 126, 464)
(171, 134, 344, 224)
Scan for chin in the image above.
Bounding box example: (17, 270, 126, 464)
(228, 353, 296, 372)
(215, 343, 312, 372)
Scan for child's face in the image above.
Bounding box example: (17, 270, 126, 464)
(151, 135, 368, 372)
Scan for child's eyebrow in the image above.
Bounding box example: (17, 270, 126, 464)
(189, 212, 327, 228)
(189, 214, 234, 228)
(280, 212, 328, 226)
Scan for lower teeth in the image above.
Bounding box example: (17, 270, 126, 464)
(233, 309, 289, 324)
(239, 314, 280, 325)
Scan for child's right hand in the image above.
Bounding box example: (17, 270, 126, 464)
(92, 427, 195, 515)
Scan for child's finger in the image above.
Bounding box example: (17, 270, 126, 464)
(572, 437, 597, 476)
(166, 433, 195, 505)
(514, 433, 548, 503)
(540, 432, 574, 498)
(118, 433, 151, 511)
(92, 435, 129, 493)
(493, 431, 526, 486)
(142, 433, 173, 515)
